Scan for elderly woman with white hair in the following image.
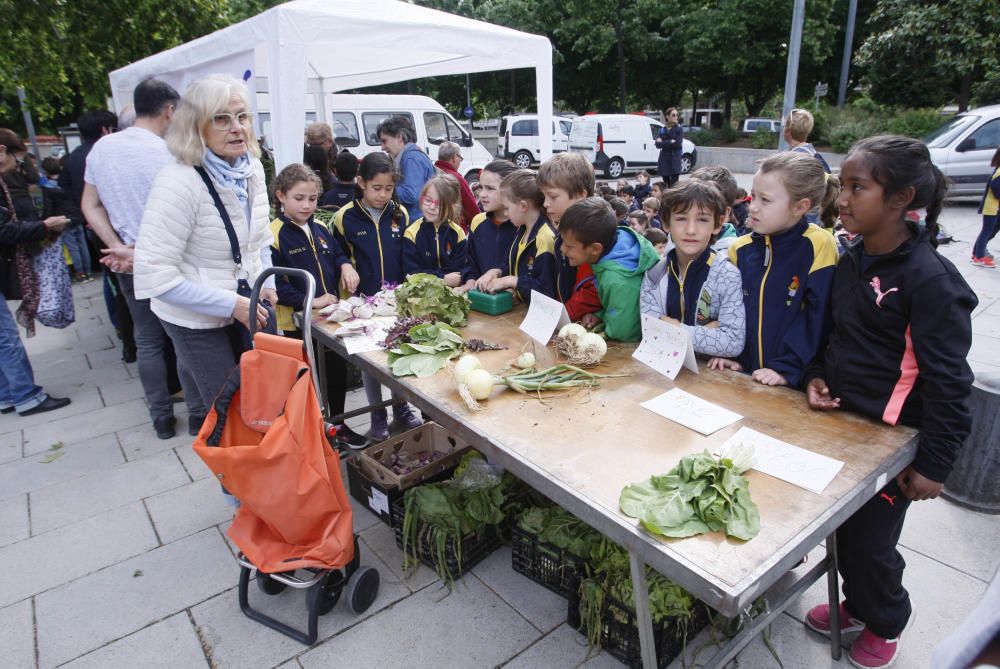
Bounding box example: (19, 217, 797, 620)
(134, 74, 277, 415)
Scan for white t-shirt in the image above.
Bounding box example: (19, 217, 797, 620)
(84, 127, 174, 246)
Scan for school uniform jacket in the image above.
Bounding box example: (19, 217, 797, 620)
(977, 166, 1000, 216)
(727, 218, 838, 387)
(461, 211, 516, 284)
(640, 248, 746, 357)
(332, 200, 409, 296)
(509, 215, 559, 303)
(403, 217, 468, 278)
(270, 215, 349, 331)
(804, 225, 977, 483)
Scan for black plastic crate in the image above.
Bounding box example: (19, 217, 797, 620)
(510, 525, 587, 598)
(567, 583, 710, 669)
(390, 497, 502, 581)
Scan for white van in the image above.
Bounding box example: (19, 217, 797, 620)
(497, 114, 575, 168)
(568, 114, 697, 179)
(257, 94, 494, 184)
(924, 104, 1000, 196)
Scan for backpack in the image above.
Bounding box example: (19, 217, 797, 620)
(793, 143, 831, 174)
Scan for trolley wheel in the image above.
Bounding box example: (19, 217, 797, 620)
(345, 566, 380, 614)
(307, 570, 343, 616)
(256, 571, 288, 595)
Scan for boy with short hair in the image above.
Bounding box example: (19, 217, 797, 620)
(640, 179, 745, 357)
(689, 165, 741, 251)
(651, 182, 665, 199)
(320, 150, 359, 209)
(560, 198, 659, 341)
(608, 197, 629, 225)
(620, 184, 636, 210)
(642, 196, 662, 229)
(537, 152, 601, 320)
(784, 108, 831, 173)
(643, 227, 668, 258)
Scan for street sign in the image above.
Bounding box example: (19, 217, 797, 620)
(814, 82, 829, 97)
(463, 106, 474, 119)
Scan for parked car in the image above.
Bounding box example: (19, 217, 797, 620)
(497, 114, 574, 168)
(257, 93, 494, 184)
(741, 118, 781, 135)
(568, 114, 697, 179)
(924, 104, 1000, 196)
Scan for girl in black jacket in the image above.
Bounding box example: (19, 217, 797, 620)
(803, 136, 977, 669)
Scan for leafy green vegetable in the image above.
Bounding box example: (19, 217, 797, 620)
(386, 322, 464, 377)
(517, 506, 602, 560)
(619, 448, 760, 542)
(395, 273, 471, 327)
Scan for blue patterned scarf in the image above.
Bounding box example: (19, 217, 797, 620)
(202, 150, 254, 204)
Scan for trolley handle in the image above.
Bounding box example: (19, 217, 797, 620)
(250, 267, 318, 379)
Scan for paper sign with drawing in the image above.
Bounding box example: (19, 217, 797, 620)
(633, 314, 698, 380)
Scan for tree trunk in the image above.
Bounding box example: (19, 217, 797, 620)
(691, 89, 698, 127)
(510, 71, 517, 107)
(958, 73, 973, 112)
(724, 78, 735, 128)
(615, 16, 627, 113)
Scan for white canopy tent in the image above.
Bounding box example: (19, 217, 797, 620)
(108, 0, 553, 171)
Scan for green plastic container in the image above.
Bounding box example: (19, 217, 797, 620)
(467, 290, 513, 315)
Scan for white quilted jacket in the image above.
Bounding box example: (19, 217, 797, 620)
(134, 159, 272, 329)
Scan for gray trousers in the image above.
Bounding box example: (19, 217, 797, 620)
(116, 273, 203, 421)
(160, 321, 240, 417)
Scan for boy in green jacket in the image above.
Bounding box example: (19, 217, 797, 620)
(558, 197, 660, 341)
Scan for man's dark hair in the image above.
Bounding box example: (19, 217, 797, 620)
(376, 116, 416, 144)
(77, 110, 118, 142)
(133, 79, 180, 118)
(559, 197, 617, 250)
(334, 150, 358, 181)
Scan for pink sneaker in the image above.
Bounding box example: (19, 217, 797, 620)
(848, 628, 901, 669)
(805, 602, 865, 637)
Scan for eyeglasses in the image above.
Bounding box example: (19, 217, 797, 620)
(211, 112, 254, 131)
(422, 195, 441, 207)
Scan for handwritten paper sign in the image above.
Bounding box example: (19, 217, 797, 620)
(632, 314, 698, 380)
(519, 290, 571, 345)
(717, 427, 844, 494)
(640, 388, 742, 435)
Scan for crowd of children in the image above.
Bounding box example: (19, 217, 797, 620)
(266, 107, 977, 669)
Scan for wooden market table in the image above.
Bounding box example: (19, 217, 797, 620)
(309, 308, 918, 669)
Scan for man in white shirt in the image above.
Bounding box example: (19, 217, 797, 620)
(82, 79, 197, 440)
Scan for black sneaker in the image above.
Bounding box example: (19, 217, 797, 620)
(18, 396, 72, 417)
(154, 416, 177, 440)
(334, 424, 368, 450)
(122, 344, 137, 363)
(188, 415, 206, 437)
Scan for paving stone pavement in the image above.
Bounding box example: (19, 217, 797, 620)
(1, 195, 997, 668)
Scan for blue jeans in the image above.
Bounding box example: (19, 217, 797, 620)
(973, 214, 998, 258)
(0, 291, 46, 412)
(62, 226, 91, 275)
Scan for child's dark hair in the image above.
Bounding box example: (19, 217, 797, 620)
(608, 197, 629, 218)
(690, 165, 739, 205)
(303, 144, 333, 191)
(599, 185, 615, 201)
(651, 182, 664, 194)
(274, 163, 323, 196)
(991, 147, 1000, 169)
(41, 157, 61, 176)
(559, 197, 617, 250)
(355, 152, 405, 223)
(482, 159, 517, 180)
(820, 174, 840, 230)
(642, 197, 660, 212)
(660, 179, 727, 227)
(620, 184, 634, 197)
(500, 169, 544, 208)
(636, 169, 651, 181)
(627, 211, 649, 230)
(847, 135, 948, 246)
(735, 187, 748, 200)
(644, 227, 669, 245)
(334, 150, 358, 181)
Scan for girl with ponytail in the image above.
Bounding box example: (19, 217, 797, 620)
(802, 135, 977, 669)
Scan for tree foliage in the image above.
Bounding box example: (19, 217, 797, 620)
(857, 0, 1000, 112)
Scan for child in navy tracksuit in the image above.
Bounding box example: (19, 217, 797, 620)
(402, 174, 468, 286)
(270, 164, 367, 448)
(456, 160, 518, 294)
(332, 153, 421, 441)
(711, 152, 839, 387)
(484, 169, 558, 303)
(803, 136, 977, 669)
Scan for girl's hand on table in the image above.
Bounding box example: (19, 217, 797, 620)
(752, 368, 788, 386)
(658, 315, 681, 326)
(708, 357, 742, 372)
(454, 279, 475, 295)
(443, 272, 462, 288)
(581, 313, 602, 329)
(486, 276, 516, 294)
(340, 264, 360, 294)
(313, 293, 338, 309)
(475, 269, 502, 292)
(806, 378, 841, 411)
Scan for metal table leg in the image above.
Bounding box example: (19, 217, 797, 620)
(826, 532, 842, 660)
(629, 551, 658, 669)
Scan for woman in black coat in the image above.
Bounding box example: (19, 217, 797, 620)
(655, 107, 683, 187)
